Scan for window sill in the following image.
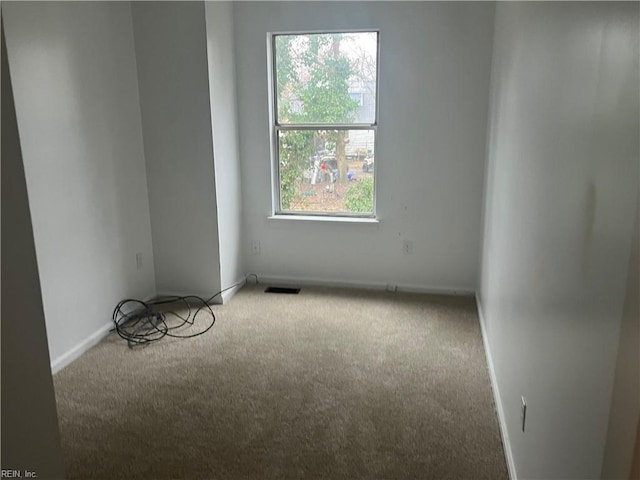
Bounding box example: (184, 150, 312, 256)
(268, 215, 379, 224)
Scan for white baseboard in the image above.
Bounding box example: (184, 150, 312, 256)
(155, 290, 224, 304)
(221, 276, 247, 304)
(50, 322, 113, 375)
(476, 293, 518, 480)
(51, 292, 157, 374)
(254, 274, 475, 296)
(157, 277, 248, 305)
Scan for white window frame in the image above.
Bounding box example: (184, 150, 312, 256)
(267, 30, 380, 219)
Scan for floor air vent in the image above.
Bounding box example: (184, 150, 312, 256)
(264, 286, 301, 294)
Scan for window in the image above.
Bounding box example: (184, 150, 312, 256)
(270, 31, 379, 217)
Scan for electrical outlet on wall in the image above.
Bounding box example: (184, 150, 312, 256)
(251, 240, 261, 255)
(402, 240, 413, 255)
(521, 396, 527, 432)
(136, 252, 143, 270)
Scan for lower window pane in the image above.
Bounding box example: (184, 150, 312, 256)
(278, 129, 375, 215)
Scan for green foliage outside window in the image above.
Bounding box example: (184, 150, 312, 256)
(275, 33, 359, 210)
(344, 177, 374, 213)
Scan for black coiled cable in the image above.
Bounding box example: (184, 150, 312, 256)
(112, 274, 258, 348)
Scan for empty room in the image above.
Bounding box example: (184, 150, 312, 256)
(2, 1, 638, 479)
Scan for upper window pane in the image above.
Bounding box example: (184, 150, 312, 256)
(274, 32, 378, 125)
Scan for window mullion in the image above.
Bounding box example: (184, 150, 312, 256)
(276, 124, 376, 131)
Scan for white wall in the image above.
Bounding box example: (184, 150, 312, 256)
(3, 1, 156, 366)
(234, 2, 495, 292)
(132, 1, 221, 299)
(1, 19, 65, 477)
(478, 2, 639, 478)
(205, 2, 244, 300)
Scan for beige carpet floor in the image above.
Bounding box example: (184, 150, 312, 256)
(53, 284, 508, 479)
